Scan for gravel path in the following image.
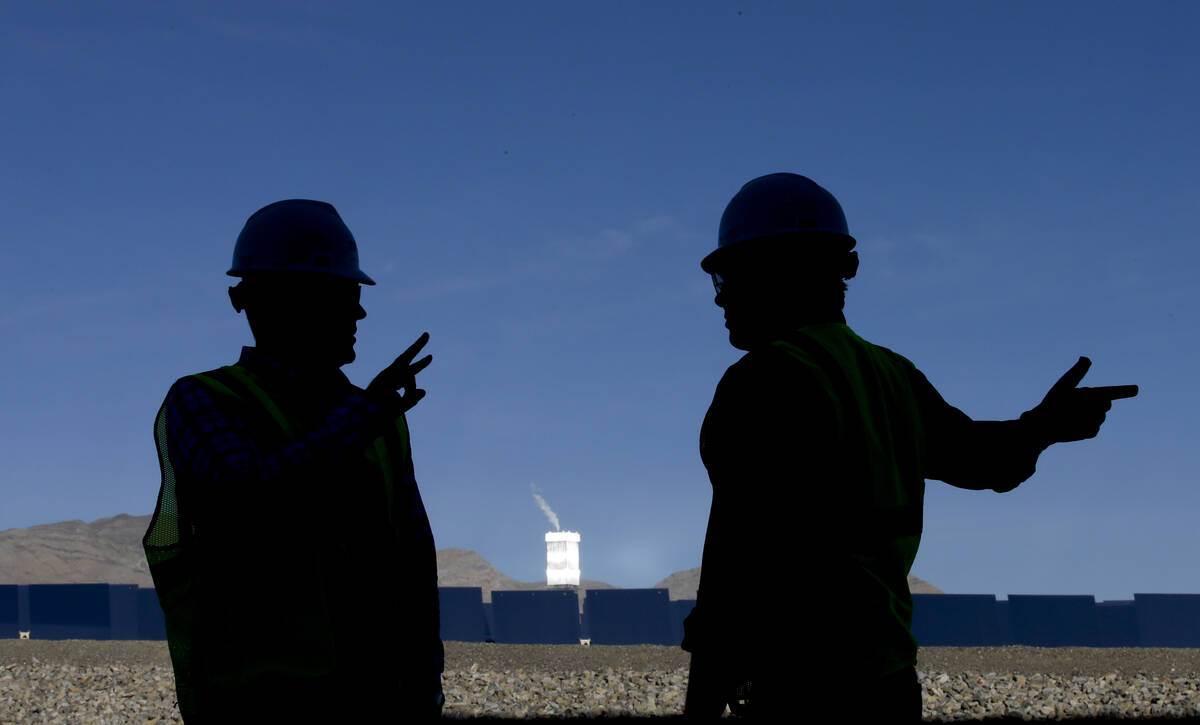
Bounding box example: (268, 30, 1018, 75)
(3, 641, 1200, 721)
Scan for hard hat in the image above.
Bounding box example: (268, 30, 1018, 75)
(701, 173, 856, 274)
(228, 199, 375, 285)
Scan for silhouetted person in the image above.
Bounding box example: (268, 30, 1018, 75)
(143, 200, 443, 721)
(682, 174, 1137, 721)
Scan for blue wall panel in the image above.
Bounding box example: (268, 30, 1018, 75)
(108, 585, 139, 640)
(0, 586, 17, 639)
(1008, 595, 1099, 647)
(669, 600, 695, 648)
(995, 600, 1011, 644)
(137, 588, 168, 640)
(1134, 594, 1200, 647)
(21, 583, 1200, 646)
(584, 589, 673, 645)
(491, 590, 579, 644)
(438, 587, 487, 642)
(1096, 601, 1138, 647)
(911, 594, 1006, 646)
(17, 586, 30, 632)
(29, 584, 111, 639)
(482, 602, 495, 642)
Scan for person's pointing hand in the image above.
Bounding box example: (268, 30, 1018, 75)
(1021, 356, 1138, 445)
(368, 332, 433, 414)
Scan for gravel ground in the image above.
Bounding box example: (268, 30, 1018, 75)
(3, 641, 1200, 722)
(6, 640, 1200, 676)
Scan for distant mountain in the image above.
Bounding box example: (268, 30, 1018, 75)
(654, 566, 944, 600)
(0, 515, 942, 598)
(436, 547, 525, 594)
(908, 574, 944, 594)
(654, 567, 701, 600)
(0, 514, 153, 587)
(0, 515, 618, 601)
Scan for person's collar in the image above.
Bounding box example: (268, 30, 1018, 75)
(238, 346, 287, 377)
(237, 346, 351, 389)
(794, 310, 847, 328)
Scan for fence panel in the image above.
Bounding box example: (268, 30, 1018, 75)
(1007, 595, 1099, 647)
(669, 600, 695, 648)
(137, 588, 168, 640)
(491, 590, 579, 644)
(584, 589, 673, 645)
(911, 594, 1006, 646)
(1134, 594, 1200, 647)
(28, 584, 111, 640)
(0, 586, 17, 639)
(1095, 600, 1138, 647)
(107, 585, 139, 640)
(438, 587, 487, 642)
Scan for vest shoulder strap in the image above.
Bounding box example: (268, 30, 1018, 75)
(188, 365, 295, 438)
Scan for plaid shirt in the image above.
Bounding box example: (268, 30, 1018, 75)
(163, 346, 401, 524)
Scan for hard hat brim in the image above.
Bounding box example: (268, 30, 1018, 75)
(699, 246, 729, 275)
(227, 266, 376, 285)
(701, 232, 855, 275)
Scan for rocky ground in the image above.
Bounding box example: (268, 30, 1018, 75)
(3, 641, 1200, 721)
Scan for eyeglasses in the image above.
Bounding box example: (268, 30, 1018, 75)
(705, 273, 724, 296)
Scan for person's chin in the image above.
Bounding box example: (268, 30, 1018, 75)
(321, 342, 355, 368)
(727, 322, 780, 351)
(727, 329, 754, 351)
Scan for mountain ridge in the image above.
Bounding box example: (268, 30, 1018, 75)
(0, 514, 943, 598)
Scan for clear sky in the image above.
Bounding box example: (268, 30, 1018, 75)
(2, 2, 1196, 602)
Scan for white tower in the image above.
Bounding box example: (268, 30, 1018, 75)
(545, 531, 581, 587)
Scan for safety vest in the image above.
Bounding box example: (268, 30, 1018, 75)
(143, 363, 427, 719)
(772, 323, 927, 675)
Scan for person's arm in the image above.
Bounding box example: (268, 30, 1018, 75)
(165, 330, 434, 498)
(923, 409, 1044, 492)
(163, 377, 408, 528)
(921, 357, 1137, 492)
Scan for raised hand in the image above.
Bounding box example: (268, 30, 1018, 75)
(367, 332, 433, 413)
(1021, 357, 1138, 445)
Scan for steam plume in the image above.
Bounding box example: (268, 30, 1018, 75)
(531, 485, 561, 531)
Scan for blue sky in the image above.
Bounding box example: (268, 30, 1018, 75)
(2, 2, 1196, 601)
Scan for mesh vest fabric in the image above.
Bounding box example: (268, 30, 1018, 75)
(771, 323, 927, 676)
(143, 364, 423, 719)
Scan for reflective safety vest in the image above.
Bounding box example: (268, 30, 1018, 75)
(772, 323, 927, 676)
(143, 363, 433, 719)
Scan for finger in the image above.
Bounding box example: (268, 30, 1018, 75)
(399, 388, 426, 412)
(410, 354, 433, 376)
(1090, 384, 1139, 400)
(1050, 356, 1091, 394)
(402, 387, 425, 402)
(1079, 394, 1111, 414)
(397, 331, 431, 365)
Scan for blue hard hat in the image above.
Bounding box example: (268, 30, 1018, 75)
(228, 199, 375, 285)
(702, 173, 855, 274)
